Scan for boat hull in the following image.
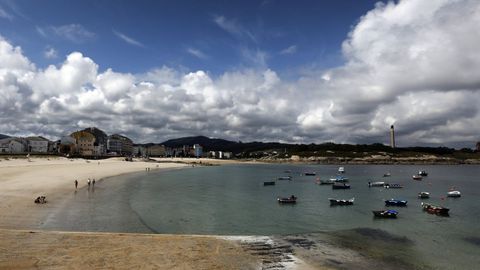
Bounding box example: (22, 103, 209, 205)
(372, 210, 398, 218)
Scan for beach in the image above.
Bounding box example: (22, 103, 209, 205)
(0, 157, 319, 269)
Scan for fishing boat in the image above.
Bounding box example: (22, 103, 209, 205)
(384, 183, 403, 189)
(338, 167, 345, 173)
(447, 190, 461, 197)
(329, 197, 354, 206)
(368, 181, 385, 187)
(412, 175, 423, 180)
(284, 170, 292, 173)
(278, 176, 292, 180)
(372, 210, 398, 218)
(418, 170, 428, 176)
(421, 202, 449, 216)
(319, 179, 335, 185)
(278, 195, 297, 204)
(329, 175, 349, 182)
(332, 183, 350, 189)
(304, 172, 316, 176)
(385, 199, 408, 206)
(383, 172, 391, 177)
(418, 192, 430, 199)
(264, 181, 275, 186)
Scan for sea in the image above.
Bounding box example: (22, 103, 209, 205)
(42, 164, 480, 269)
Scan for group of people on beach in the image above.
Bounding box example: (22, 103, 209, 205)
(74, 178, 95, 190)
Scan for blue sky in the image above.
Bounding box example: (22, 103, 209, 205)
(1, 0, 379, 76)
(1, 0, 479, 147)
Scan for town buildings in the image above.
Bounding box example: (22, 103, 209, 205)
(107, 134, 133, 156)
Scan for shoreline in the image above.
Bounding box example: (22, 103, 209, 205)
(0, 156, 443, 269)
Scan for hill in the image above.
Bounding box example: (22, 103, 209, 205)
(0, 134, 10, 140)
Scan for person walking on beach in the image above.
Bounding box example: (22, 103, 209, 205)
(74, 180, 78, 189)
(87, 179, 91, 188)
(92, 179, 96, 187)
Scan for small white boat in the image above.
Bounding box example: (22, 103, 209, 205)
(383, 172, 391, 177)
(418, 192, 430, 199)
(447, 190, 461, 197)
(338, 167, 345, 173)
(412, 175, 423, 181)
(368, 181, 385, 187)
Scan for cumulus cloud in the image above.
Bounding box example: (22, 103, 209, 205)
(43, 46, 58, 59)
(113, 30, 144, 47)
(1, 0, 480, 147)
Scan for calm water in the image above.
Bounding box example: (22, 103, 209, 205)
(43, 164, 480, 269)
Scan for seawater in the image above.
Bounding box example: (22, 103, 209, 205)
(42, 164, 480, 269)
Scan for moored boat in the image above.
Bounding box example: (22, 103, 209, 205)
(278, 176, 292, 180)
(338, 167, 345, 173)
(278, 195, 297, 204)
(418, 192, 430, 199)
(384, 183, 403, 189)
(368, 181, 385, 187)
(447, 190, 461, 197)
(372, 210, 398, 218)
(383, 172, 391, 177)
(304, 172, 316, 176)
(332, 183, 350, 189)
(319, 179, 335, 185)
(421, 202, 449, 216)
(329, 197, 354, 206)
(418, 170, 428, 176)
(412, 175, 423, 181)
(330, 175, 349, 182)
(264, 181, 275, 186)
(385, 199, 408, 206)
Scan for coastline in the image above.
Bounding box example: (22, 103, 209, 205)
(0, 156, 440, 269)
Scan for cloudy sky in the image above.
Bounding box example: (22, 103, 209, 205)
(1, 0, 479, 148)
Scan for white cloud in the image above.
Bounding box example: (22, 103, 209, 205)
(280, 45, 297, 55)
(187, 48, 208, 59)
(50, 24, 96, 43)
(43, 46, 58, 59)
(213, 15, 257, 43)
(0, 6, 13, 20)
(1, 0, 480, 147)
(113, 30, 144, 47)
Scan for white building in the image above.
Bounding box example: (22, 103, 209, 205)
(193, 144, 203, 158)
(27, 136, 50, 153)
(0, 138, 26, 153)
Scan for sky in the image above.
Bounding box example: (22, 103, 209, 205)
(1, 0, 479, 148)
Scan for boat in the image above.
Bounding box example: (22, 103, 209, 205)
(368, 181, 385, 187)
(338, 167, 345, 173)
(372, 210, 398, 218)
(278, 195, 297, 204)
(284, 170, 292, 173)
(264, 181, 275, 186)
(278, 176, 292, 180)
(383, 172, 391, 177)
(329, 175, 349, 182)
(418, 170, 428, 176)
(329, 197, 354, 206)
(447, 190, 461, 197)
(304, 172, 316, 176)
(384, 183, 403, 189)
(418, 192, 430, 199)
(385, 199, 408, 206)
(319, 179, 335, 185)
(412, 175, 423, 180)
(332, 183, 350, 189)
(421, 202, 449, 216)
